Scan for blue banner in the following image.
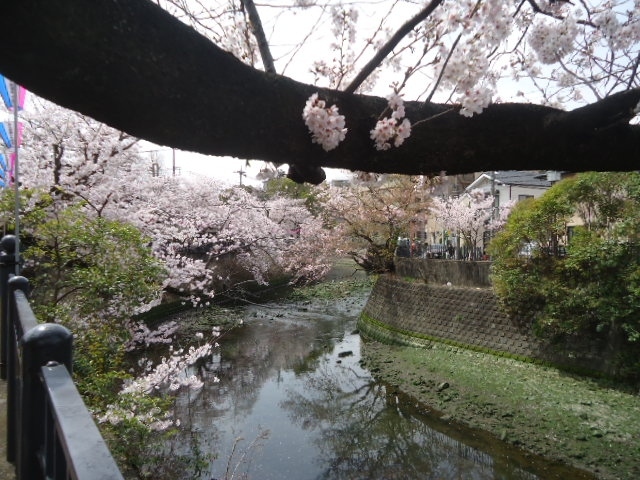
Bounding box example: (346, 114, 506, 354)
(0, 122, 11, 148)
(0, 153, 6, 188)
(0, 75, 12, 109)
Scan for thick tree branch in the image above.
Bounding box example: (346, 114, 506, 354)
(0, 0, 638, 184)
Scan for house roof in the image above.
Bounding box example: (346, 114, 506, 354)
(466, 170, 562, 191)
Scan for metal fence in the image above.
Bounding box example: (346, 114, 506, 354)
(0, 235, 123, 480)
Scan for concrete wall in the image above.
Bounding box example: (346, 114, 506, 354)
(394, 257, 491, 287)
(360, 271, 617, 377)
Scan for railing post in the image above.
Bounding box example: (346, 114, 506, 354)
(0, 234, 18, 380)
(6, 274, 29, 465)
(19, 322, 72, 480)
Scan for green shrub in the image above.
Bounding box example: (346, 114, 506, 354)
(490, 172, 640, 378)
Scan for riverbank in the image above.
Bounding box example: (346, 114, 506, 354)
(359, 339, 640, 480)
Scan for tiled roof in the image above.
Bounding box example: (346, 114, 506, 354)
(493, 170, 558, 187)
(469, 171, 563, 190)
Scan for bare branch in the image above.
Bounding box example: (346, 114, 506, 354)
(242, 0, 276, 74)
(344, 0, 445, 94)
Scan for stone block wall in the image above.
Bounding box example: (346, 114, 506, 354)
(360, 275, 614, 376)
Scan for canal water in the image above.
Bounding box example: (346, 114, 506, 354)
(172, 291, 591, 480)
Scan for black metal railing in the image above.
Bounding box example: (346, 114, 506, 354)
(0, 235, 124, 479)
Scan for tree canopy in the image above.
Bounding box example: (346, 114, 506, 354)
(490, 172, 640, 377)
(1, 0, 639, 183)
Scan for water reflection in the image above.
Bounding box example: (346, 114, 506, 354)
(279, 333, 540, 480)
(172, 296, 593, 480)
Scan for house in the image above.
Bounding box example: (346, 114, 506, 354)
(466, 170, 574, 254)
(417, 171, 569, 258)
(464, 170, 566, 207)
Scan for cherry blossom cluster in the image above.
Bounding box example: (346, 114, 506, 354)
(594, 8, 640, 51)
(302, 93, 347, 151)
(459, 86, 493, 118)
(429, 188, 515, 257)
(330, 6, 358, 44)
(311, 5, 363, 90)
(434, 0, 512, 117)
(528, 13, 578, 64)
(370, 93, 411, 151)
(126, 320, 179, 351)
(121, 341, 212, 395)
(100, 328, 220, 431)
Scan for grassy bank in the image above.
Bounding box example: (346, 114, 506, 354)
(360, 340, 640, 480)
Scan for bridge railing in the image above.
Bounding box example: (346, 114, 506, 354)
(0, 235, 124, 480)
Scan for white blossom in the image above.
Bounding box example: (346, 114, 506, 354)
(371, 93, 412, 150)
(302, 93, 347, 151)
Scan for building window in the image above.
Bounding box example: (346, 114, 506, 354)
(518, 194, 534, 202)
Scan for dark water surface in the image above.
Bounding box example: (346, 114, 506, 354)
(173, 293, 592, 479)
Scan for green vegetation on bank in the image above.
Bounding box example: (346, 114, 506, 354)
(286, 276, 375, 302)
(360, 340, 640, 480)
(490, 172, 640, 379)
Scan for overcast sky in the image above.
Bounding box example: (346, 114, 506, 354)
(154, 149, 351, 187)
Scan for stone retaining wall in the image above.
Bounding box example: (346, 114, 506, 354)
(360, 274, 615, 376)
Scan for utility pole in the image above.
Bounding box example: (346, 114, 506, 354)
(490, 171, 498, 221)
(11, 81, 20, 274)
(235, 166, 246, 186)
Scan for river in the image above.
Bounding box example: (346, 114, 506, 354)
(170, 290, 591, 480)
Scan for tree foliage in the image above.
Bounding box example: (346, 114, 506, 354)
(21, 200, 165, 326)
(429, 189, 513, 259)
(12, 99, 338, 300)
(490, 173, 640, 359)
(318, 175, 432, 272)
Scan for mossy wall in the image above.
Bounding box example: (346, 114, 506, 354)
(360, 273, 617, 377)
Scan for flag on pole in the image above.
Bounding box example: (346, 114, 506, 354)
(0, 75, 26, 110)
(0, 153, 6, 188)
(0, 75, 11, 109)
(0, 153, 7, 188)
(0, 121, 23, 149)
(0, 122, 11, 148)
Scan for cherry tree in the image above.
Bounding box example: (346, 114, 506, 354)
(20, 98, 150, 216)
(131, 176, 334, 301)
(1, 0, 639, 182)
(15, 100, 336, 303)
(429, 189, 514, 260)
(318, 174, 432, 272)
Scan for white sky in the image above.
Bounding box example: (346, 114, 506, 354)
(153, 149, 351, 187)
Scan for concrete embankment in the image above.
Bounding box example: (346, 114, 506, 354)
(357, 271, 640, 479)
(359, 273, 616, 377)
